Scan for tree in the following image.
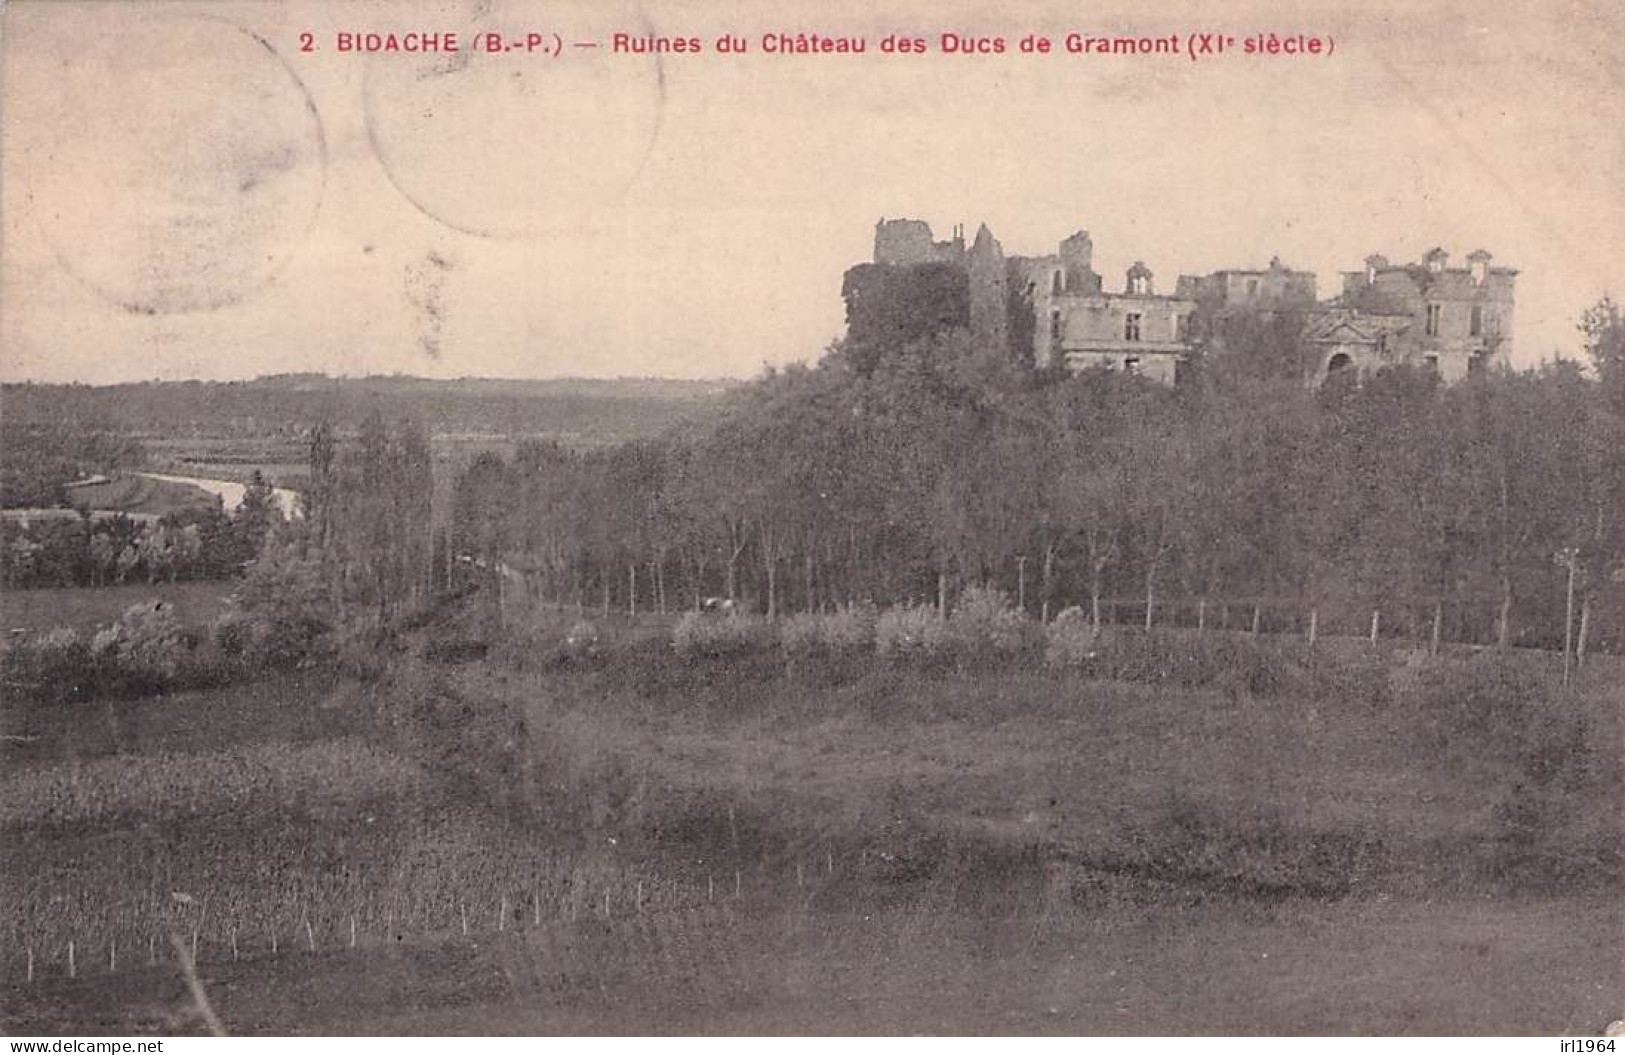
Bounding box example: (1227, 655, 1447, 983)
(233, 470, 281, 567)
(1580, 294, 1625, 382)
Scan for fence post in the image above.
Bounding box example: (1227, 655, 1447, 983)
(1197, 598, 1207, 633)
(1369, 608, 1380, 645)
(1430, 601, 1443, 656)
(1307, 607, 1319, 650)
(109, 938, 116, 974)
(1577, 595, 1592, 669)
(1561, 547, 1578, 687)
(68, 940, 76, 979)
(1251, 606, 1262, 636)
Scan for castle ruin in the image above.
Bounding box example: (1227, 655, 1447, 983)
(847, 218, 1517, 385)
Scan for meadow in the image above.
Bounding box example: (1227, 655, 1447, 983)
(3, 601, 1621, 1035)
(0, 581, 235, 636)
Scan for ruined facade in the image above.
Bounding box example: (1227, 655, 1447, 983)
(1309, 248, 1516, 383)
(872, 218, 966, 267)
(849, 220, 1517, 386)
(857, 219, 1197, 382)
(1176, 257, 1318, 311)
(1021, 246, 1195, 383)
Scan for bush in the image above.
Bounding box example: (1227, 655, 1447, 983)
(672, 611, 771, 659)
(7, 627, 95, 703)
(212, 604, 328, 672)
(1305, 646, 1393, 708)
(1401, 658, 1565, 762)
(219, 528, 334, 671)
(96, 601, 192, 687)
(1397, 657, 1612, 887)
(323, 613, 389, 680)
(565, 620, 600, 656)
(874, 602, 949, 661)
(948, 585, 1037, 659)
(778, 602, 878, 658)
(209, 609, 251, 659)
(1043, 606, 1099, 670)
(1071, 630, 1319, 700)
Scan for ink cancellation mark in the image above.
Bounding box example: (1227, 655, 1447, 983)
(22, 15, 327, 316)
(360, 0, 663, 240)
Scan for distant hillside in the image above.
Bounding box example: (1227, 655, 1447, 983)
(0, 375, 734, 446)
(1, 375, 737, 501)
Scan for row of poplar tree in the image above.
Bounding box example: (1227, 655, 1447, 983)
(444, 298, 1625, 654)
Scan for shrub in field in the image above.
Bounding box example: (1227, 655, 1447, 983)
(948, 585, 1037, 660)
(672, 611, 771, 659)
(874, 602, 949, 661)
(777, 613, 825, 657)
(1398, 657, 1613, 886)
(323, 613, 390, 680)
(1043, 606, 1098, 670)
(1401, 658, 1565, 762)
(1304, 646, 1393, 707)
(1073, 630, 1325, 700)
(6, 627, 95, 702)
(209, 608, 251, 659)
(218, 529, 334, 670)
(566, 620, 600, 656)
(778, 602, 878, 658)
(212, 604, 328, 672)
(94, 601, 193, 688)
(1117, 788, 1384, 898)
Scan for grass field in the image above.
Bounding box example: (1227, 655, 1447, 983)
(61, 474, 220, 518)
(7, 893, 1619, 1036)
(0, 581, 235, 636)
(2, 607, 1621, 1035)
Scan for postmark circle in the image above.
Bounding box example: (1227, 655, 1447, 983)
(362, 1, 665, 239)
(16, 12, 328, 315)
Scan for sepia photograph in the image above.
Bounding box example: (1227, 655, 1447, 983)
(2, 0, 1623, 1038)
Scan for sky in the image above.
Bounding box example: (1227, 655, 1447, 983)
(3, 0, 1623, 383)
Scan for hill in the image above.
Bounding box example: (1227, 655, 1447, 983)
(0, 375, 732, 442)
(1, 375, 735, 497)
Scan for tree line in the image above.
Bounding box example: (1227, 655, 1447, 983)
(0, 476, 282, 590)
(447, 299, 1625, 657)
